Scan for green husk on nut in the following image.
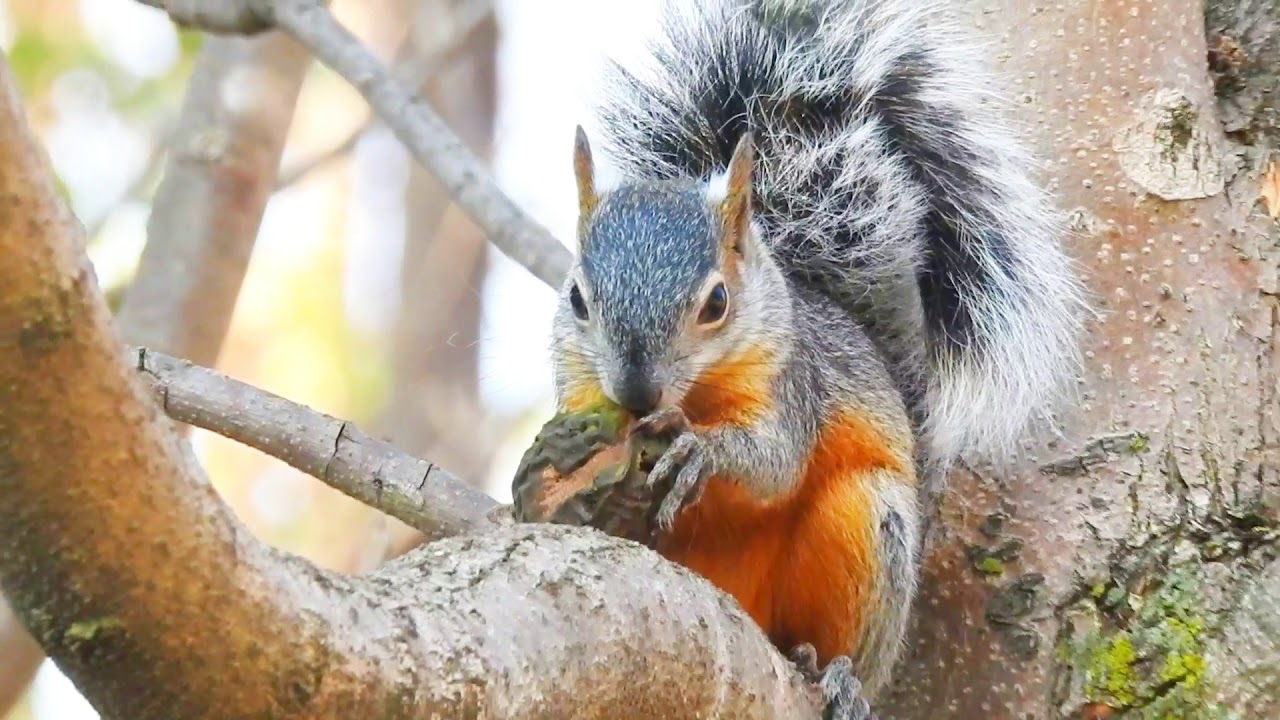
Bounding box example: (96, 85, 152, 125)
(511, 403, 676, 546)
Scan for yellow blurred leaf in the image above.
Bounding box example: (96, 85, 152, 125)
(1263, 159, 1280, 219)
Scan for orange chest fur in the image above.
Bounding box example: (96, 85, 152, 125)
(662, 381, 903, 663)
(559, 351, 904, 661)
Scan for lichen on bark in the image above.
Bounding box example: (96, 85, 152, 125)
(1053, 496, 1279, 719)
(1057, 568, 1226, 718)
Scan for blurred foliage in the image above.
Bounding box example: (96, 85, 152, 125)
(5, 2, 202, 119)
(7, 24, 201, 112)
(1, 0, 434, 717)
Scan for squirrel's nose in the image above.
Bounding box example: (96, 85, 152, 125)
(615, 375, 663, 416)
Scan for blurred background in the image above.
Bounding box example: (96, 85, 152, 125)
(0, 0, 663, 716)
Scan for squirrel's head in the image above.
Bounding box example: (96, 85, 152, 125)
(551, 128, 789, 416)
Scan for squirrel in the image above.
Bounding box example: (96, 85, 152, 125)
(548, 0, 1084, 713)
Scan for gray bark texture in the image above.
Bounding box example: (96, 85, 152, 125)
(132, 347, 499, 538)
(879, 1, 1280, 718)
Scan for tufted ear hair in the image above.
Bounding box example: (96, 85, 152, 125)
(573, 125, 598, 249)
(718, 132, 754, 259)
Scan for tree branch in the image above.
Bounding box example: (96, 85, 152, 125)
(143, 0, 572, 287)
(270, 0, 571, 287)
(136, 0, 272, 34)
(2, 24, 320, 715)
(0, 50, 821, 719)
(131, 346, 499, 538)
(146, 0, 576, 285)
(274, 0, 493, 190)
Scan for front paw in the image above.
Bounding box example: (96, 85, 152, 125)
(633, 404, 690, 438)
(788, 646, 874, 720)
(635, 407, 711, 532)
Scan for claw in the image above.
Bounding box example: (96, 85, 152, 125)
(655, 450, 708, 530)
(645, 432, 694, 489)
(820, 656, 873, 720)
(788, 643, 821, 682)
(788, 648, 873, 720)
(634, 405, 689, 437)
(645, 431, 711, 530)
(636, 407, 712, 534)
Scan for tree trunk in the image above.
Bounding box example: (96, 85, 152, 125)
(358, 1, 501, 568)
(881, 1, 1279, 718)
(117, 31, 313, 367)
(0, 27, 315, 718)
(386, 1, 496, 484)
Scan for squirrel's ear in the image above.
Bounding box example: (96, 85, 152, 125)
(573, 125, 598, 245)
(718, 131, 754, 258)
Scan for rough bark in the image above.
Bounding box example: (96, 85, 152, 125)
(1207, 0, 1279, 148)
(0, 51, 825, 719)
(880, 2, 1280, 718)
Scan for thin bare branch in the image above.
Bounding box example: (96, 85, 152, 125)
(144, 0, 571, 287)
(269, 0, 571, 286)
(130, 346, 500, 538)
(274, 0, 493, 190)
(136, 0, 272, 34)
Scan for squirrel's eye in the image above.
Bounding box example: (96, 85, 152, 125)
(569, 283, 589, 321)
(698, 282, 729, 326)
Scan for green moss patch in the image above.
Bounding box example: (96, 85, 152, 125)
(1060, 570, 1230, 719)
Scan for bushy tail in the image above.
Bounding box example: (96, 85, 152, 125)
(593, 0, 1086, 466)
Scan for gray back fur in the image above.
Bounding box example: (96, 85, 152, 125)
(591, 0, 1087, 468)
